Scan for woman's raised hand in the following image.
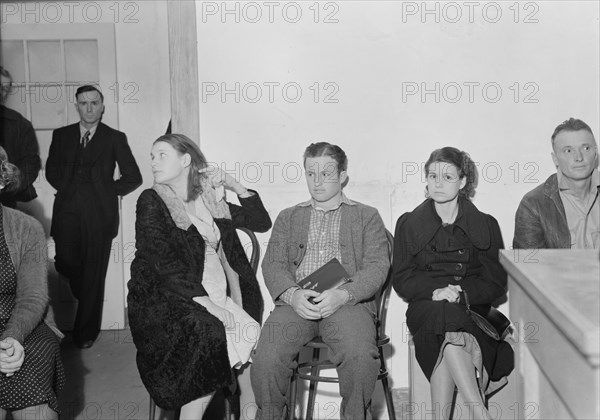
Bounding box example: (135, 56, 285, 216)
(198, 165, 248, 195)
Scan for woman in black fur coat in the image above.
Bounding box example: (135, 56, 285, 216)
(127, 134, 271, 419)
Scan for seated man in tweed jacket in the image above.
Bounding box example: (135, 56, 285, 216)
(251, 142, 390, 420)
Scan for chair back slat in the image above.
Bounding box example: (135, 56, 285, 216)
(237, 227, 260, 274)
(376, 230, 394, 336)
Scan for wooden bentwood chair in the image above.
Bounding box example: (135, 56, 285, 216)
(286, 230, 396, 420)
(148, 227, 261, 420)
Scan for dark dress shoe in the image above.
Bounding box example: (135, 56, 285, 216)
(77, 340, 94, 349)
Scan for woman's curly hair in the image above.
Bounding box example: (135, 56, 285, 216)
(424, 146, 478, 199)
(0, 146, 21, 194)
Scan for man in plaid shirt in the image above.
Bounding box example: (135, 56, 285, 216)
(252, 142, 390, 420)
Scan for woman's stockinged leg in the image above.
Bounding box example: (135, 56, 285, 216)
(180, 392, 215, 420)
(430, 356, 457, 420)
(238, 363, 257, 420)
(443, 345, 491, 420)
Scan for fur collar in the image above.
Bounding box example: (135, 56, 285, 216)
(153, 182, 231, 231)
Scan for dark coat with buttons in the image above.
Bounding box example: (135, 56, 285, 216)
(392, 197, 513, 384)
(393, 197, 507, 306)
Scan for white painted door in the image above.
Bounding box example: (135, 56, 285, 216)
(1, 23, 125, 330)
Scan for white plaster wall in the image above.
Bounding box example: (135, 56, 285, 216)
(195, 1, 599, 416)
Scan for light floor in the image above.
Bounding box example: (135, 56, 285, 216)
(58, 330, 408, 419)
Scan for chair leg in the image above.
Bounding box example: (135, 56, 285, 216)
(225, 395, 233, 420)
(378, 347, 396, 420)
(149, 397, 156, 420)
(448, 387, 458, 420)
(289, 366, 298, 420)
(381, 376, 396, 420)
(305, 347, 321, 420)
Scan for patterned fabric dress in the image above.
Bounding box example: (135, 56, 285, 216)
(0, 211, 65, 412)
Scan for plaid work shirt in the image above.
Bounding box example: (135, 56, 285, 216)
(279, 194, 356, 304)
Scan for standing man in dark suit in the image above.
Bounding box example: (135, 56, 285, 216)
(46, 85, 142, 348)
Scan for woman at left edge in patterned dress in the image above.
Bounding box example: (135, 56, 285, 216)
(0, 145, 65, 420)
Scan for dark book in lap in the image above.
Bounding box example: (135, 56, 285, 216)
(297, 258, 351, 303)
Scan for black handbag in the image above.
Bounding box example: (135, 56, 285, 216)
(463, 290, 512, 341)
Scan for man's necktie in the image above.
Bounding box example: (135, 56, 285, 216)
(82, 130, 91, 148)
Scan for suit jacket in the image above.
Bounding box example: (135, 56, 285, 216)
(46, 122, 142, 239)
(0, 105, 41, 204)
(261, 199, 390, 315)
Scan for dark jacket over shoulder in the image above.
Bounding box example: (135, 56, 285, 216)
(513, 174, 572, 249)
(393, 197, 507, 306)
(127, 189, 271, 409)
(0, 105, 41, 204)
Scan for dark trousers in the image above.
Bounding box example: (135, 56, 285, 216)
(251, 305, 380, 420)
(53, 207, 113, 345)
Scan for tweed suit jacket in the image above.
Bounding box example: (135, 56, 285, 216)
(262, 198, 390, 315)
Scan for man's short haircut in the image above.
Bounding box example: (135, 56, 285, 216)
(76, 84, 104, 102)
(303, 142, 348, 172)
(551, 118, 594, 147)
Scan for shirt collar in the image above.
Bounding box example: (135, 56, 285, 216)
(297, 192, 356, 210)
(79, 123, 98, 139)
(557, 168, 600, 193)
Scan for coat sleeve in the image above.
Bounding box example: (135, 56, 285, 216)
(513, 196, 547, 249)
(261, 209, 298, 300)
(113, 132, 142, 196)
(130, 190, 208, 303)
(13, 116, 40, 198)
(340, 208, 390, 303)
(392, 213, 448, 302)
(459, 215, 507, 305)
(0, 218, 48, 344)
(227, 190, 272, 232)
(45, 130, 62, 191)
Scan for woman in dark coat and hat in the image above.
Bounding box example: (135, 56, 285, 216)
(393, 147, 514, 420)
(128, 134, 271, 419)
